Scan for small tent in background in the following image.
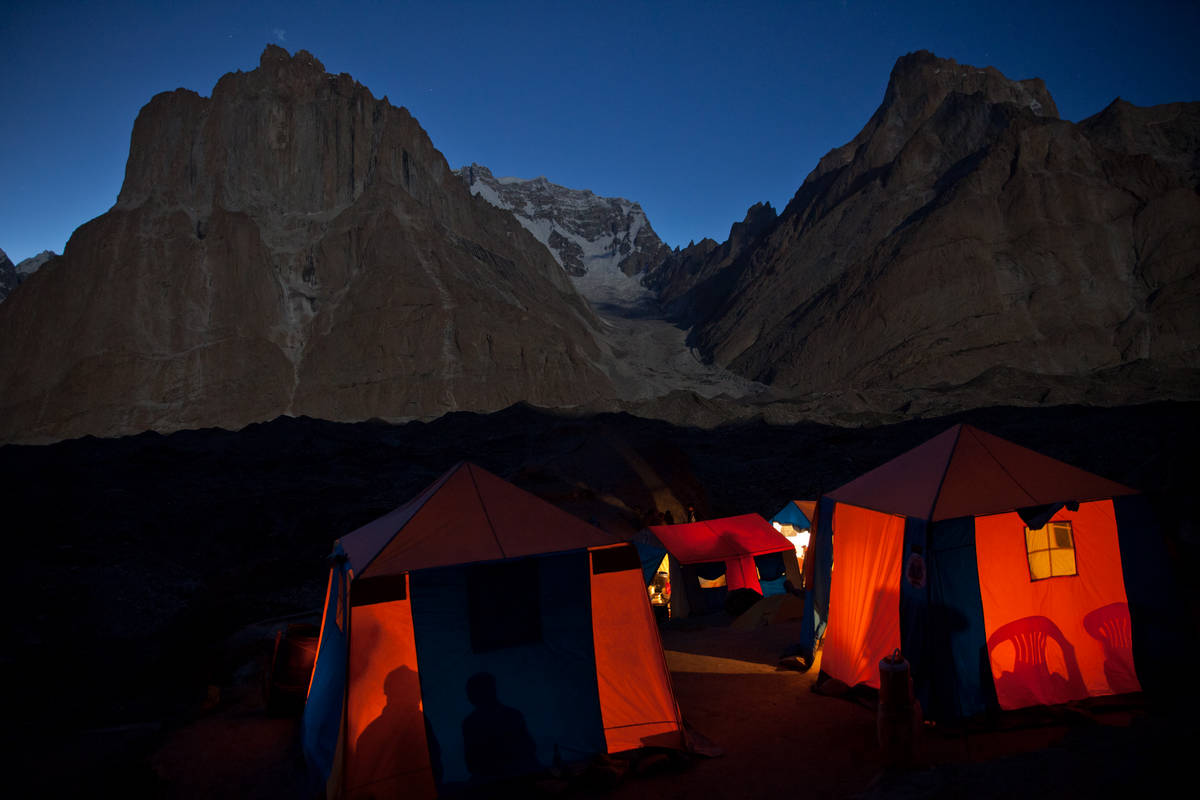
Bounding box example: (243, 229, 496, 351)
(770, 500, 827, 647)
(302, 462, 684, 799)
(800, 424, 1178, 721)
(770, 499, 819, 580)
(635, 514, 802, 618)
(772, 500, 816, 532)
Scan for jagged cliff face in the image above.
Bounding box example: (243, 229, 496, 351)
(0, 47, 614, 443)
(455, 164, 670, 288)
(643, 201, 778, 328)
(0, 249, 16, 303)
(649, 51, 1200, 401)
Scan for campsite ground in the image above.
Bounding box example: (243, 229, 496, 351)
(620, 621, 1192, 799)
(143, 615, 1192, 799)
(5, 401, 1198, 797)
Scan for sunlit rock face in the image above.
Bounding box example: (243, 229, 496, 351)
(647, 50, 1200, 404)
(0, 46, 615, 444)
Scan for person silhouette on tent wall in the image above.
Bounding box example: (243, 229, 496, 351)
(462, 672, 539, 781)
(355, 666, 443, 790)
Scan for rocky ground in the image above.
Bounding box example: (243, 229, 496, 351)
(2, 400, 1197, 796)
(588, 289, 767, 403)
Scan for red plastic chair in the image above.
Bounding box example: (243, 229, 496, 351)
(986, 615, 1088, 708)
(1083, 602, 1140, 694)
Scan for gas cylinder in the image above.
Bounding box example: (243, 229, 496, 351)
(877, 648, 920, 767)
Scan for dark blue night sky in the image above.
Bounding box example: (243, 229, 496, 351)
(2, 0, 1197, 263)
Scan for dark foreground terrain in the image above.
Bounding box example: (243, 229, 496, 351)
(2, 401, 1197, 795)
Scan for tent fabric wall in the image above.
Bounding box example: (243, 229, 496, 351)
(724, 554, 761, 593)
(345, 578, 435, 799)
(589, 546, 684, 752)
(974, 500, 1139, 709)
(822, 504, 905, 689)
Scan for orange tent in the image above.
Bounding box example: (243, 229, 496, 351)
(802, 424, 1166, 719)
(302, 462, 683, 798)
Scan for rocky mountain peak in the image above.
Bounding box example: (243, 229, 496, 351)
(886, 50, 1058, 120)
(730, 202, 777, 244)
(643, 51, 1200, 414)
(454, 164, 670, 295)
(0, 47, 615, 443)
(807, 50, 1059, 190)
(118, 45, 451, 225)
(258, 43, 325, 76)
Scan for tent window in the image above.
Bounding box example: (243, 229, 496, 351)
(1025, 521, 1077, 581)
(694, 561, 726, 588)
(467, 559, 543, 653)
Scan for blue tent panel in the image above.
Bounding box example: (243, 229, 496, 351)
(302, 564, 350, 788)
(409, 552, 606, 787)
(926, 517, 993, 720)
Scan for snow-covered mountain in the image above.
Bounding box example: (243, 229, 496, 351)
(0, 249, 56, 304)
(455, 164, 670, 306)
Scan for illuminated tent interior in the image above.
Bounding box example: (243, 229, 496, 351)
(635, 514, 802, 618)
(770, 499, 818, 581)
(301, 462, 684, 798)
(770, 500, 825, 645)
(799, 424, 1176, 720)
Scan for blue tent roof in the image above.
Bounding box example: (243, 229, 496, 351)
(771, 501, 812, 529)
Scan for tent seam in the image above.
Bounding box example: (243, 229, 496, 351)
(467, 464, 507, 559)
(967, 427, 1040, 513)
(926, 424, 964, 521)
(351, 466, 455, 577)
